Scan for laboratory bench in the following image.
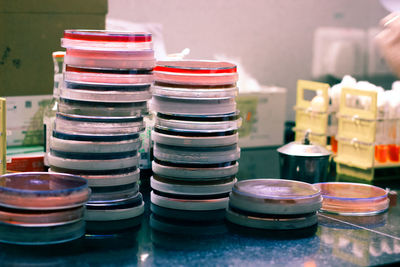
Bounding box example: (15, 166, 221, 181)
(0, 187, 399, 267)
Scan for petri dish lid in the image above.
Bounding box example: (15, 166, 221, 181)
(0, 172, 90, 210)
(230, 179, 322, 215)
(61, 30, 152, 51)
(154, 60, 238, 86)
(314, 182, 389, 216)
(277, 141, 331, 157)
(233, 179, 320, 200)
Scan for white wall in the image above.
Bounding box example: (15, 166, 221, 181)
(107, 0, 389, 120)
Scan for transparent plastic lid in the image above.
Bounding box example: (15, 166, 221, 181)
(314, 182, 389, 215)
(233, 179, 320, 200)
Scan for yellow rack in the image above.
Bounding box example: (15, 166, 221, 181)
(335, 87, 400, 182)
(294, 80, 330, 146)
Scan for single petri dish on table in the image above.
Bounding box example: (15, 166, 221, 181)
(154, 60, 238, 86)
(229, 179, 322, 215)
(313, 182, 389, 216)
(0, 172, 90, 210)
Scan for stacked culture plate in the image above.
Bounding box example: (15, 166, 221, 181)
(149, 60, 241, 233)
(48, 30, 155, 230)
(0, 172, 90, 245)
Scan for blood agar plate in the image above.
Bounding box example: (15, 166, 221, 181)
(64, 66, 153, 85)
(154, 60, 238, 86)
(61, 30, 153, 51)
(150, 190, 229, 211)
(0, 172, 90, 210)
(314, 182, 389, 216)
(151, 175, 236, 195)
(151, 95, 236, 115)
(229, 179, 322, 215)
(152, 160, 239, 180)
(152, 129, 238, 147)
(154, 143, 240, 164)
(65, 48, 155, 69)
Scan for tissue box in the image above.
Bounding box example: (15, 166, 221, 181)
(237, 87, 287, 148)
(5, 95, 52, 147)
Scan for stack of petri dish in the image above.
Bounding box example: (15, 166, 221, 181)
(0, 172, 90, 245)
(149, 60, 241, 225)
(48, 30, 155, 228)
(226, 179, 322, 230)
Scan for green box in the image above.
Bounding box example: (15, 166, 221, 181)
(0, 0, 107, 96)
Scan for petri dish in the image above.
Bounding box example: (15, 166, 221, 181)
(64, 65, 153, 85)
(0, 206, 85, 227)
(150, 190, 229, 211)
(154, 143, 240, 164)
(61, 30, 153, 51)
(89, 182, 139, 202)
(65, 48, 155, 69)
(230, 179, 322, 215)
(85, 193, 144, 221)
(59, 98, 148, 117)
(0, 219, 85, 245)
(150, 95, 236, 115)
(314, 182, 389, 216)
(154, 60, 238, 86)
(151, 128, 238, 147)
(48, 150, 139, 171)
(152, 84, 238, 99)
(151, 175, 236, 195)
(226, 207, 318, 230)
(0, 172, 90, 210)
(55, 113, 144, 135)
(60, 87, 152, 103)
(155, 112, 242, 132)
(50, 136, 141, 154)
(152, 160, 239, 180)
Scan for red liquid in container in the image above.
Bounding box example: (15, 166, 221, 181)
(331, 136, 338, 154)
(388, 144, 400, 162)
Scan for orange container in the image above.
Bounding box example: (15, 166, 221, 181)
(375, 145, 388, 163)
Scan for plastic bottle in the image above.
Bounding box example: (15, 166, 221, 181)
(43, 51, 65, 169)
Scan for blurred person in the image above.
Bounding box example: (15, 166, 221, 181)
(376, 12, 400, 77)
